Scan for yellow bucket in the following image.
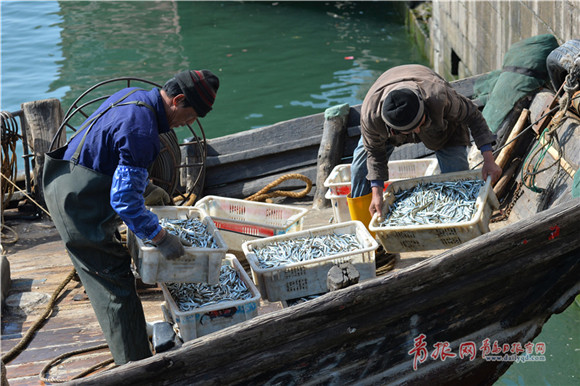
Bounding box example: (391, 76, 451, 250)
(346, 192, 375, 237)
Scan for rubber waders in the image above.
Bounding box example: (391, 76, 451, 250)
(346, 192, 375, 237)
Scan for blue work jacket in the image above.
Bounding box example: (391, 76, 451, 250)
(63, 87, 171, 241)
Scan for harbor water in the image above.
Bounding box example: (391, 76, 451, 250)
(1, 2, 578, 385)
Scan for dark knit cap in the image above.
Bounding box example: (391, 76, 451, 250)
(174, 70, 219, 117)
(381, 88, 424, 132)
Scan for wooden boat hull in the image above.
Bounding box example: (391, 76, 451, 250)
(4, 71, 579, 385)
(68, 198, 580, 385)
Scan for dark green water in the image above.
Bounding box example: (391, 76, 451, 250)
(2, 0, 426, 141)
(1, 2, 578, 385)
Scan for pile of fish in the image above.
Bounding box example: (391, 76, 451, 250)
(252, 233, 363, 269)
(378, 179, 485, 227)
(160, 218, 219, 248)
(166, 264, 252, 312)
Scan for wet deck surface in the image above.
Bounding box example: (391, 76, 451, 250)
(1, 194, 500, 385)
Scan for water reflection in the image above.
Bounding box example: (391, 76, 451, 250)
(292, 66, 376, 110)
(40, 1, 427, 139)
(51, 0, 187, 103)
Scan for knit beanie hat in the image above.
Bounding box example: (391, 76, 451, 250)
(381, 87, 424, 132)
(174, 70, 219, 117)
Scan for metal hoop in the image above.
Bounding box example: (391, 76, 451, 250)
(49, 77, 206, 204)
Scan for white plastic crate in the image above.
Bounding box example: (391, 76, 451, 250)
(325, 189, 351, 223)
(195, 195, 308, 251)
(323, 159, 439, 196)
(160, 254, 261, 342)
(127, 207, 228, 285)
(242, 221, 378, 302)
(323, 164, 353, 196)
(369, 169, 500, 252)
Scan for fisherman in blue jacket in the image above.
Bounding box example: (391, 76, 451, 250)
(42, 70, 219, 364)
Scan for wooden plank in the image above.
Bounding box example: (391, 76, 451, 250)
(346, 105, 362, 128)
(540, 136, 577, 177)
(494, 109, 530, 170)
(204, 146, 320, 188)
(203, 113, 324, 156)
(7, 348, 111, 383)
(3, 332, 106, 366)
(493, 157, 522, 199)
(203, 135, 432, 194)
(67, 198, 580, 386)
(203, 165, 318, 199)
(205, 135, 321, 167)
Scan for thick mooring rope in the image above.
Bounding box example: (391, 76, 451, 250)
(39, 344, 114, 383)
(245, 173, 312, 202)
(1, 268, 77, 365)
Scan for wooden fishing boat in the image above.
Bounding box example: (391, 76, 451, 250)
(2, 59, 580, 385)
(65, 198, 580, 386)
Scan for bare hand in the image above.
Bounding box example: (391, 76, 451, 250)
(370, 187, 384, 219)
(481, 150, 502, 185)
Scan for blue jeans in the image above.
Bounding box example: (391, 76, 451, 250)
(350, 137, 469, 197)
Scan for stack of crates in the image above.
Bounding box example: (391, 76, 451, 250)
(242, 221, 378, 302)
(127, 207, 261, 342)
(369, 169, 500, 252)
(195, 195, 309, 251)
(323, 159, 439, 223)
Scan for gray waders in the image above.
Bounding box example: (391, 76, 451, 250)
(42, 90, 155, 364)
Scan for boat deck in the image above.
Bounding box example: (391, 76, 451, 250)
(0, 198, 327, 384)
(1, 190, 502, 385)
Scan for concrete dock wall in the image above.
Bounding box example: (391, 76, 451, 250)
(408, 1, 580, 80)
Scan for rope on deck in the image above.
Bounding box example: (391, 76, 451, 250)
(244, 173, 312, 202)
(1, 268, 77, 365)
(39, 344, 115, 383)
(1, 265, 116, 382)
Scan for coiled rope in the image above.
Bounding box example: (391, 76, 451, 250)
(521, 124, 563, 193)
(1, 111, 22, 244)
(244, 173, 312, 202)
(521, 66, 580, 193)
(149, 130, 181, 197)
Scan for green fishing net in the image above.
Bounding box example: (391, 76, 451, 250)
(473, 34, 559, 133)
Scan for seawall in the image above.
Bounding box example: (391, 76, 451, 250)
(404, 0, 580, 80)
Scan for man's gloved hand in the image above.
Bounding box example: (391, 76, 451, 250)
(154, 230, 191, 260)
(144, 183, 171, 206)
